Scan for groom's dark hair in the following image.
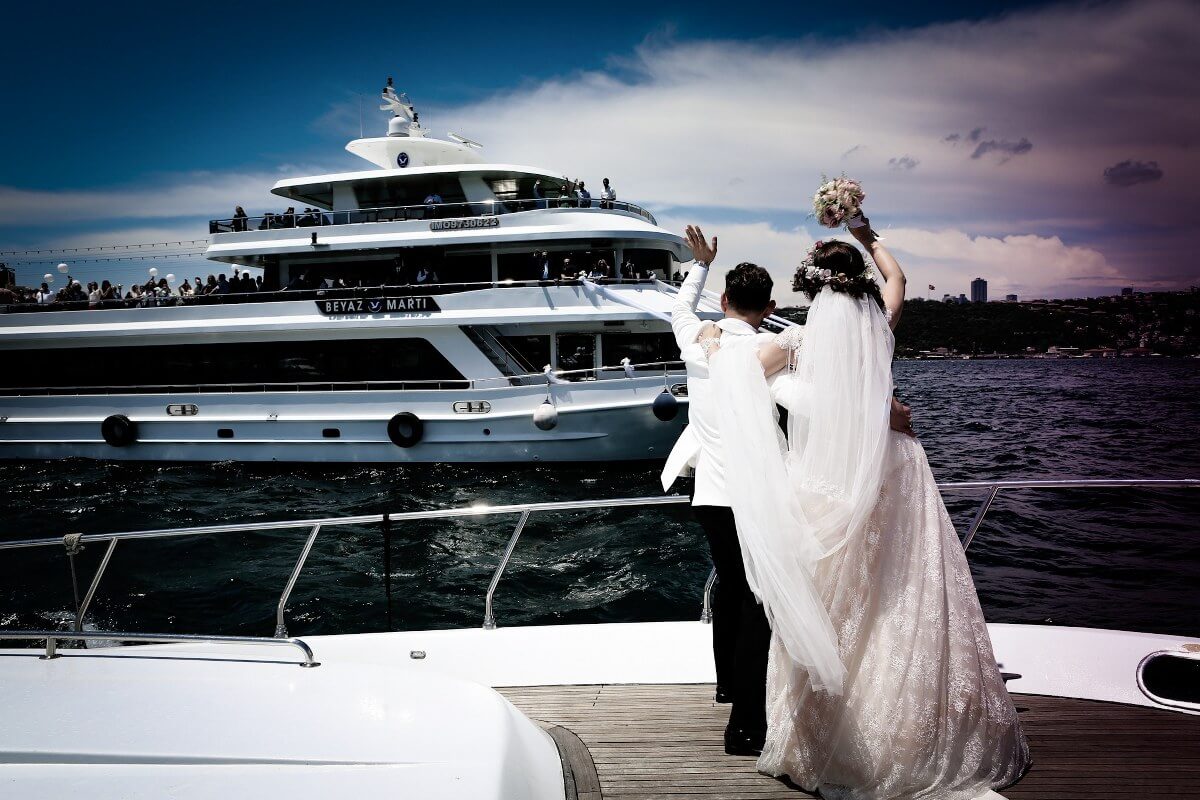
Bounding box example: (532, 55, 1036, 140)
(724, 263, 774, 312)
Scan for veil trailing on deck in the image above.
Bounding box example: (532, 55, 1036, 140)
(786, 288, 895, 559)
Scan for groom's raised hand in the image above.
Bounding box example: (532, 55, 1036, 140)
(685, 225, 718, 266)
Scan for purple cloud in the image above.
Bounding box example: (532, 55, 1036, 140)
(943, 133, 961, 143)
(971, 137, 1033, 161)
(889, 155, 919, 170)
(1102, 160, 1164, 187)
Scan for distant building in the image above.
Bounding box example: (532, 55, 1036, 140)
(942, 293, 954, 303)
(957, 293, 969, 304)
(971, 277, 987, 303)
(1005, 294, 1018, 302)
(1121, 287, 1134, 296)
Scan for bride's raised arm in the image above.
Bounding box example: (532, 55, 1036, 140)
(849, 217, 906, 329)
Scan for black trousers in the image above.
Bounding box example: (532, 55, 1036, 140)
(693, 504, 770, 734)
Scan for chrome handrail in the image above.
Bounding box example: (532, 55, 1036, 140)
(0, 630, 319, 667)
(0, 276, 674, 316)
(0, 480, 1194, 635)
(0, 361, 687, 397)
(208, 198, 658, 233)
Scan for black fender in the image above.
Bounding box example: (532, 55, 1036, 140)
(387, 412, 424, 447)
(101, 414, 138, 447)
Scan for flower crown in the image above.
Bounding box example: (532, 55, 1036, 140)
(792, 240, 879, 296)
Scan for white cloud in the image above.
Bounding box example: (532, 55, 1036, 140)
(658, 213, 1121, 304)
(2, 1, 1196, 298)
(431, 0, 1198, 294)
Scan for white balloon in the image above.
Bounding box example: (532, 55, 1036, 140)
(148, 267, 159, 277)
(165, 273, 176, 283)
(43, 273, 54, 283)
(56, 263, 69, 273)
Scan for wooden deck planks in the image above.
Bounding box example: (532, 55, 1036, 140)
(499, 684, 1200, 799)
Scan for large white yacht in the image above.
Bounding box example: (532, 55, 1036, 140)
(0, 79, 720, 463)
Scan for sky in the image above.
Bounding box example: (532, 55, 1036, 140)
(0, 0, 1196, 303)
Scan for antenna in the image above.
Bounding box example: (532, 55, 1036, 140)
(448, 132, 483, 149)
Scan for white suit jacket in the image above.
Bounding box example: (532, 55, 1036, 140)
(660, 264, 774, 507)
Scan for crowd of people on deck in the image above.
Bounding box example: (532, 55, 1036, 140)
(0, 270, 271, 308)
(0, 175, 657, 309)
(222, 176, 617, 232)
(227, 206, 331, 231)
(528, 250, 649, 282)
(531, 177, 617, 209)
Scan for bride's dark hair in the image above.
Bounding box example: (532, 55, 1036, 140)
(792, 240, 884, 308)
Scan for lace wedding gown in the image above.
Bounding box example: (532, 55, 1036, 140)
(756, 330, 1031, 799)
(706, 305, 1030, 799)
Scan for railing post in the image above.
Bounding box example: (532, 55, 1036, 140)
(75, 538, 119, 634)
(483, 510, 530, 630)
(700, 567, 718, 623)
(962, 485, 1001, 552)
(42, 636, 57, 660)
(275, 524, 321, 639)
(382, 513, 394, 632)
(63, 533, 84, 620)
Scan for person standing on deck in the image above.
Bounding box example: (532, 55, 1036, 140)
(600, 178, 616, 209)
(661, 226, 777, 756)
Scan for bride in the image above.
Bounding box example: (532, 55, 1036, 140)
(700, 220, 1030, 799)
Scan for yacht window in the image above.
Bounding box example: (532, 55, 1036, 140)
(623, 248, 672, 280)
(487, 178, 519, 199)
(555, 333, 597, 377)
(499, 335, 550, 372)
(1, 338, 465, 392)
(601, 333, 680, 369)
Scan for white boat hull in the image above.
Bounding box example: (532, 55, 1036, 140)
(0, 379, 689, 462)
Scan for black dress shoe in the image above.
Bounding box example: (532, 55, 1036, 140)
(714, 686, 732, 704)
(723, 726, 765, 757)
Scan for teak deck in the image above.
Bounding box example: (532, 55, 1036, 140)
(499, 684, 1199, 799)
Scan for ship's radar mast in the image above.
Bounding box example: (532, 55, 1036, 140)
(345, 78, 485, 168)
(380, 77, 428, 138)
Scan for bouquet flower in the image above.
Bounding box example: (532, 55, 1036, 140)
(813, 176, 865, 228)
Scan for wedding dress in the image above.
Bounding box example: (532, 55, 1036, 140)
(708, 289, 1030, 799)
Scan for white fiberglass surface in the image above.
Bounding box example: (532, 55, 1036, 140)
(0, 655, 564, 799)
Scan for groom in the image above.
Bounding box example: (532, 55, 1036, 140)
(662, 225, 914, 757)
(662, 226, 780, 756)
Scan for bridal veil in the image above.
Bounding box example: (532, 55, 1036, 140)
(707, 288, 895, 695)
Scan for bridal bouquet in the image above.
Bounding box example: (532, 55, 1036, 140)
(812, 176, 865, 228)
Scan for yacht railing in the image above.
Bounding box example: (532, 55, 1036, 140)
(208, 198, 657, 234)
(0, 277, 676, 315)
(0, 361, 686, 397)
(2, 631, 319, 667)
(0, 479, 1193, 648)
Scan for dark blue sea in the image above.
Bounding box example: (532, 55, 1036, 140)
(2, 360, 1198, 639)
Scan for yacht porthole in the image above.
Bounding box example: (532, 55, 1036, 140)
(322, 428, 341, 439)
(483, 428, 491, 436)
(217, 428, 235, 439)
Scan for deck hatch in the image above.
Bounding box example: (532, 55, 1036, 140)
(1138, 650, 1200, 711)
